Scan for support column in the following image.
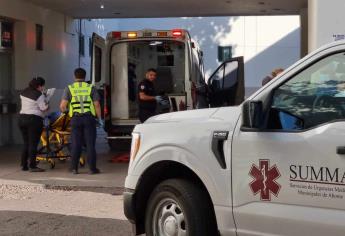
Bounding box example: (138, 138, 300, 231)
(308, 0, 345, 52)
(300, 8, 308, 57)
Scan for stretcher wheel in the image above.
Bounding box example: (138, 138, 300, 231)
(48, 158, 55, 169)
(79, 157, 85, 167)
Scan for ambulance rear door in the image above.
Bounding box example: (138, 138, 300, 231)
(90, 33, 107, 119)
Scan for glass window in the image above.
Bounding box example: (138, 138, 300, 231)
(218, 46, 232, 62)
(223, 61, 238, 89)
(79, 34, 85, 57)
(94, 46, 102, 83)
(1, 22, 13, 49)
(209, 65, 224, 92)
(268, 52, 345, 130)
(36, 24, 43, 51)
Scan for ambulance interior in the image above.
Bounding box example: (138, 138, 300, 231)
(111, 40, 186, 121)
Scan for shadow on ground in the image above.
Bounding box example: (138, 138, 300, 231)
(0, 133, 130, 194)
(0, 211, 132, 236)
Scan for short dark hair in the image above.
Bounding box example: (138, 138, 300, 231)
(147, 68, 157, 73)
(29, 77, 45, 89)
(74, 68, 86, 80)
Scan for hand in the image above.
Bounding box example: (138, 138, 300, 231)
(97, 118, 104, 128)
(160, 99, 170, 106)
(155, 96, 163, 102)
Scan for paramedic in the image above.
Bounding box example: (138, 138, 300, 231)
(60, 68, 102, 174)
(18, 77, 48, 172)
(138, 68, 162, 122)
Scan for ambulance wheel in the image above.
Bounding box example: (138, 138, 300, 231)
(79, 157, 86, 168)
(145, 179, 218, 236)
(48, 159, 55, 169)
(108, 139, 131, 151)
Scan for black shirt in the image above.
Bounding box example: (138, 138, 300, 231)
(138, 79, 156, 111)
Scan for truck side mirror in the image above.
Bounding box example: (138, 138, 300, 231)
(241, 100, 263, 130)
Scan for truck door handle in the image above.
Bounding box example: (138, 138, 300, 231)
(211, 131, 229, 169)
(337, 146, 345, 155)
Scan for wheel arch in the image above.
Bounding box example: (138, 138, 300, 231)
(133, 160, 219, 235)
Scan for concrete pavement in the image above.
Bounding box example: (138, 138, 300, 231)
(0, 136, 134, 235)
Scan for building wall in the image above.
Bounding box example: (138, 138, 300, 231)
(0, 0, 106, 144)
(102, 16, 300, 92)
(0, 0, 301, 145)
(308, 0, 345, 52)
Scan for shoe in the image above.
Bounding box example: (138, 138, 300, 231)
(88, 168, 100, 175)
(71, 169, 79, 175)
(30, 167, 45, 172)
(21, 166, 29, 171)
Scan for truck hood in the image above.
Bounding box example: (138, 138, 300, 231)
(145, 106, 241, 124)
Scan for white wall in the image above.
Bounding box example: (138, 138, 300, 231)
(101, 16, 300, 91)
(0, 0, 107, 144)
(0, 0, 108, 91)
(308, 0, 345, 52)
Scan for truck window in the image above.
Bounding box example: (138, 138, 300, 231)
(223, 61, 238, 89)
(268, 52, 345, 130)
(209, 65, 224, 91)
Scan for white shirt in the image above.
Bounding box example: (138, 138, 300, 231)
(20, 94, 48, 118)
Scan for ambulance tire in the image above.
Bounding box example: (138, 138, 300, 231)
(145, 178, 218, 236)
(108, 139, 131, 151)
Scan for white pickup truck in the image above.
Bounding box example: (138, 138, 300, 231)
(124, 40, 345, 236)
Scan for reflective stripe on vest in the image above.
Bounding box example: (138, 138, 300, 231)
(68, 82, 96, 117)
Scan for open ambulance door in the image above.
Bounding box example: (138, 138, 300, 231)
(90, 33, 107, 119)
(207, 56, 244, 107)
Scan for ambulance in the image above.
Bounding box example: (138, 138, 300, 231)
(124, 40, 345, 235)
(90, 29, 244, 149)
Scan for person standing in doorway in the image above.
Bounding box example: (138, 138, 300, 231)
(60, 68, 103, 174)
(138, 68, 162, 123)
(18, 77, 48, 172)
(262, 68, 284, 86)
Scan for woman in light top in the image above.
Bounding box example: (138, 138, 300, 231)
(18, 77, 48, 172)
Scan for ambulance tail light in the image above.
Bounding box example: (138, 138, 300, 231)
(143, 32, 153, 37)
(112, 32, 121, 39)
(104, 105, 109, 118)
(103, 84, 110, 118)
(127, 32, 137, 38)
(172, 29, 183, 38)
(157, 31, 168, 37)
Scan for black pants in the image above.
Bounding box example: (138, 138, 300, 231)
(71, 114, 97, 171)
(18, 114, 43, 169)
(139, 109, 156, 123)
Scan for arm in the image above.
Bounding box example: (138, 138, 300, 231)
(93, 100, 102, 120)
(91, 87, 102, 119)
(139, 92, 156, 101)
(60, 99, 69, 113)
(37, 95, 49, 111)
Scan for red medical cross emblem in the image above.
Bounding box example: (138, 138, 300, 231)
(249, 159, 281, 201)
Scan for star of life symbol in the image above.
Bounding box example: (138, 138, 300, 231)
(249, 159, 281, 201)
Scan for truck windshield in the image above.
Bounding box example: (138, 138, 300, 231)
(111, 40, 186, 119)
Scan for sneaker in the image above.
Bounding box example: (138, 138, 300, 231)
(30, 167, 45, 172)
(71, 169, 79, 175)
(88, 168, 100, 175)
(21, 166, 29, 171)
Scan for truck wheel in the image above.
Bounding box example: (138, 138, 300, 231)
(145, 179, 218, 236)
(108, 139, 131, 151)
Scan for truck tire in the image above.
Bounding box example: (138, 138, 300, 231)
(145, 178, 218, 236)
(108, 139, 131, 151)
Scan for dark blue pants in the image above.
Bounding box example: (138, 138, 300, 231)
(139, 109, 156, 123)
(18, 114, 43, 169)
(71, 115, 97, 171)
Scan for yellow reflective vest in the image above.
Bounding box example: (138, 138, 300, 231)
(68, 82, 96, 117)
